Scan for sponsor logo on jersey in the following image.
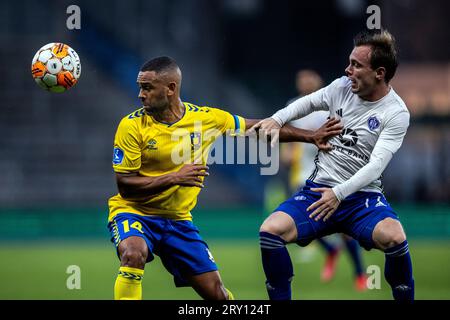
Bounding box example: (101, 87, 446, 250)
(338, 128, 358, 147)
(147, 138, 158, 150)
(336, 108, 343, 117)
(368, 116, 380, 131)
(113, 147, 124, 165)
(332, 145, 370, 161)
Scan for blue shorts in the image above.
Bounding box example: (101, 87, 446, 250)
(275, 180, 399, 250)
(108, 213, 218, 287)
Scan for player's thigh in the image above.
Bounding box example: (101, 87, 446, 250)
(185, 270, 227, 300)
(260, 211, 297, 243)
(108, 213, 160, 266)
(159, 220, 219, 288)
(263, 191, 335, 246)
(343, 210, 400, 251)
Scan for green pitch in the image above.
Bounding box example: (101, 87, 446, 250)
(0, 240, 449, 299)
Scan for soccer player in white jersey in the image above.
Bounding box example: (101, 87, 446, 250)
(283, 70, 368, 291)
(250, 30, 414, 300)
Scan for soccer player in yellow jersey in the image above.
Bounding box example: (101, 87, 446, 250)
(108, 56, 342, 300)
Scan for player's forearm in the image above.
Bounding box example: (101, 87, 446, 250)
(332, 148, 393, 201)
(117, 173, 176, 199)
(245, 118, 314, 143)
(279, 125, 314, 143)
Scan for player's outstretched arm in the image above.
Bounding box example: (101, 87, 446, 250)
(116, 164, 209, 199)
(245, 117, 342, 150)
(279, 117, 342, 150)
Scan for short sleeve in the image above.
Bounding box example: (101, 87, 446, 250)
(210, 107, 246, 135)
(112, 118, 142, 173)
(376, 111, 410, 154)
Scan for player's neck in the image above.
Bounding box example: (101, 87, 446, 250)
(360, 83, 391, 102)
(152, 99, 185, 124)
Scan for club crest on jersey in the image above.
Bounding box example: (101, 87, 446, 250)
(147, 138, 158, 150)
(190, 132, 202, 151)
(112, 147, 124, 165)
(368, 116, 380, 131)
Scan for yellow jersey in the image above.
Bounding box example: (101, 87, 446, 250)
(108, 102, 246, 221)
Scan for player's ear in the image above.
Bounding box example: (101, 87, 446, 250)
(375, 67, 386, 82)
(167, 82, 177, 96)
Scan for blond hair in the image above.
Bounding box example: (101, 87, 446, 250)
(354, 29, 398, 83)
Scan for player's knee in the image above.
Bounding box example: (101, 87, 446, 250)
(385, 232, 407, 250)
(259, 220, 284, 237)
(259, 212, 293, 236)
(373, 218, 407, 250)
(259, 211, 296, 241)
(120, 248, 147, 269)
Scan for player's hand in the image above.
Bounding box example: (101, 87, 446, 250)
(307, 187, 340, 222)
(173, 164, 209, 188)
(312, 118, 343, 151)
(246, 118, 282, 147)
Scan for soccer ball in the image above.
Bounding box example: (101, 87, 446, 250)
(31, 42, 81, 93)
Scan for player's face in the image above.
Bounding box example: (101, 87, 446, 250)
(137, 71, 170, 112)
(345, 45, 378, 99)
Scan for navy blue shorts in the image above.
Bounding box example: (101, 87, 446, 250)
(275, 180, 399, 250)
(108, 213, 218, 287)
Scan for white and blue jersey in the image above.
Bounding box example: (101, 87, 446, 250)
(271, 76, 410, 249)
(274, 76, 410, 194)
